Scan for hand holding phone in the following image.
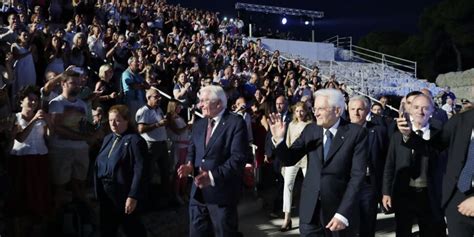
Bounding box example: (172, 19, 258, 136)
(397, 102, 412, 136)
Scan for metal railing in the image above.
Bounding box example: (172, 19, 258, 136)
(324, 35, 417, 78)
(266, 49, 399, 113)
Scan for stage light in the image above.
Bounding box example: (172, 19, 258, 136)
(304, 20, 309, 25)
(223, 17, 228, 21)
(230, 18, 234, 22)
(281, 17, 287, 25)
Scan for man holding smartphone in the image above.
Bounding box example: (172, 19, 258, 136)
(382, 92, 447, 236)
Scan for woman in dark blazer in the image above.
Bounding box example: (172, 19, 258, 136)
(95, 104, 147, 237)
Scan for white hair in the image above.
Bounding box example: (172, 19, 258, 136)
(314, 89, 346, 111)
(349, 95, 371, 110)
(200, 85, 227, 109)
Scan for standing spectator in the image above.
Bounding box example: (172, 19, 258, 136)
(233, 96, 253, 143)
(95, 64, 118, 113)
(441, 86, 456, 105)
(95, 104, 147, 237)
(173, 72, 192, 106)
(65, 32, 90, 68)
(0, 13, 19, 45)
(265, 95, 291, 217)
(442, 97, 456, 118)
(348, 96, 388, 237)
(399, 106, 474, 236)
(87, 25, 106, 61)
(383, 94, 447, 236)
(63, 20, 76, 47)
(7, 86, 51, 237)
(280, 102, 312, 232)
(166, 100, 193, 202)
(48, 70, 98, 208)
(371, 103, 383, 116)
(11, 29, 37, 106)
(136, 89, 173, 206)
(121, 56, 149, 121)
(44, 35, 65, 75)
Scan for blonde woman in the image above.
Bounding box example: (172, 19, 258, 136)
(280, 101, 312, 231)
(166, 100, 193, 202)
(94, 64, 118, 112)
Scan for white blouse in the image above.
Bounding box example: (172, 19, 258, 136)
(10, 112, 48, 156)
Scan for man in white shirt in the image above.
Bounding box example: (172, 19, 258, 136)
(136, 89, 171, 204)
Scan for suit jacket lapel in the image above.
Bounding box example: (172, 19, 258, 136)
(197, 120, 206, 154)
(204, 111, 229, 155)
(324, 121, 349, 165)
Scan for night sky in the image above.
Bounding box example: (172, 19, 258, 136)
(168, 0, 443, 41)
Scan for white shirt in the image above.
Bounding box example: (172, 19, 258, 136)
(409, 124, 430, 188)
(135, 105, 167, 142)
(10, 113, 48, 155)
(206, 109, 226, 187)
(322, 119, 340, 145)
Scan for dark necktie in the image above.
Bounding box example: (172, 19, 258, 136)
(323, 130, 333, 161)
(411, 130, 423, 179)
(205, 118, 215, 147)
(108, 134, 121, 158)
(457, 137, 474, 193)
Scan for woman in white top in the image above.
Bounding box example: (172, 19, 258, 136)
(7, 86, 51, 236)
(11, 29, 37, 107)
(166, 100, 193, 202)
(280, 101, 312, 232)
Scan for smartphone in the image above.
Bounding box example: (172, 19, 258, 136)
(399, 102, 411, 129)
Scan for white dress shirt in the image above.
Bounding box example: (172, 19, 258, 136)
(207, 109, 226, 187)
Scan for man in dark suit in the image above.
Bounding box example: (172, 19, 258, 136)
(264, 95, 291, 217)
(269, 88, 368, 237)
(178, 85, 249, 237)
(399, 106, 474, 236)
(348, 96, 388, 237)
(382, 94, 447, 236)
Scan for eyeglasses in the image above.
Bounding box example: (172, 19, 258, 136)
(312, 107, 334, 113)
(200, 99, 218, 105)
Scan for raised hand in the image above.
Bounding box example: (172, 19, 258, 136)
(396, 113, 411, 137)
(267, 112, 287, 142)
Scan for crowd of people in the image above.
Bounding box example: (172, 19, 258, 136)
(0, 0, 473, 237)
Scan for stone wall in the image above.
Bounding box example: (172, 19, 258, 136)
(435, 68, 474, 101)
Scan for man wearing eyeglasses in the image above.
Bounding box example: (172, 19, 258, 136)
(269, 88, 368, 237)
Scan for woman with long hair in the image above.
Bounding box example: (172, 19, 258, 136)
(11, 29, 37, 106)
(166, 100, 193, 202)
(280, 101, 312, 232)
(44, 35, 65, 75)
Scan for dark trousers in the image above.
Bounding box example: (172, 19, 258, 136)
(356, 179, 377, 237)
(98, 181, 146, 237)
(189, 198, 239, 237)
(394, 187, 446, 237)
(445, 189, 474, 237)
(147, 141, 171, 196)
(299, 202, 354, 237)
